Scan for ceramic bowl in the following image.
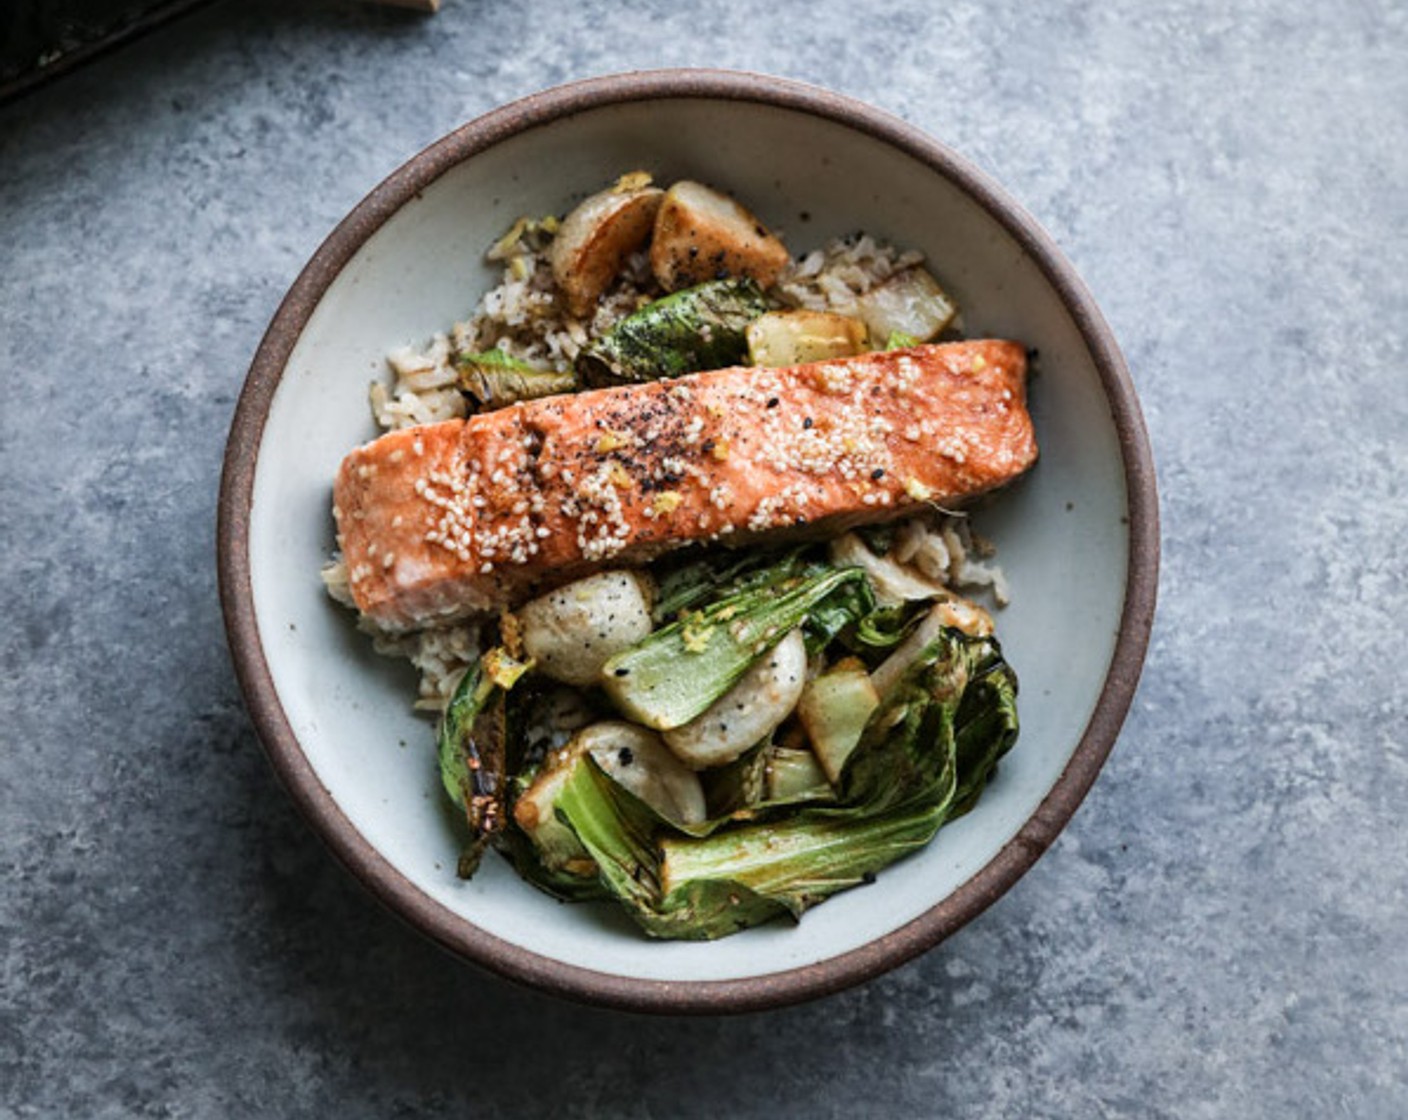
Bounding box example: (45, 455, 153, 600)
(218, 70, 1158, 1013)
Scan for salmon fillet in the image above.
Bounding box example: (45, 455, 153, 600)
(334, 340, 1036, 630)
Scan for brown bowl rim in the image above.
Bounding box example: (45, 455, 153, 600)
(217, 68, 1159, 1015)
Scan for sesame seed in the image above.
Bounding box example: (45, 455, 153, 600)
(351, 344, 1014, 611)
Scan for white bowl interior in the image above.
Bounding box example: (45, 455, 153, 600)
(249, 98, 1129, 983)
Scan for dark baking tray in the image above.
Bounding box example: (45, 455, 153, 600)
(1, 0, 219, 103)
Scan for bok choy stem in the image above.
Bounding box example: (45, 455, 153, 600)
(601, 565, 868, 731)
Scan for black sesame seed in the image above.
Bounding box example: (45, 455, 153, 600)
(618, 747, 634, 765)
(766, 397, 780, 409)
(802, 417, 814, 429)
(861, 871, 877, 885)
(871, 468, 886, 480)
(614, 667, 630, 677)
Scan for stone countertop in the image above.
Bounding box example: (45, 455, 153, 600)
(2, 1, 1404, 1115)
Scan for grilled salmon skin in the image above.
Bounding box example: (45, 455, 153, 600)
(334, 340, 1037, 630)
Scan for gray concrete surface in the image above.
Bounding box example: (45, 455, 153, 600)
(2, 1, 1405, 1115)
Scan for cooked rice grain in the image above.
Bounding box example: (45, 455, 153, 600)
(775, 234, 925, 315)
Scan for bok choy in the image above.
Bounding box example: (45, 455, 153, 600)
(547, 624, 1018, 938)
(576, 278, 770, 385)
(434, 534, 1019, 940)
(600, 562, 867, 730)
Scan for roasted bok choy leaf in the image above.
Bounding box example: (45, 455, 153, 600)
(700, 738, 836, 820)
(554, 756, 790, 938)
(600, 563, 868, 730)
(576, 278, 770, 385)
(840, 627, 1017, 815)
(544, 624, 1018, 939)
(489, 682, 612, 903)
(436, 647, 531, 877)
(434, 541, 1017, 940)
(454, 347, 577, 410)
(650, 548, 805, 622)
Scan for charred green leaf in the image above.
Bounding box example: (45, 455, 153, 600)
(455, 347, 577, 409)
(576, 279, 771, 385)
(601, 564, 867, 731)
